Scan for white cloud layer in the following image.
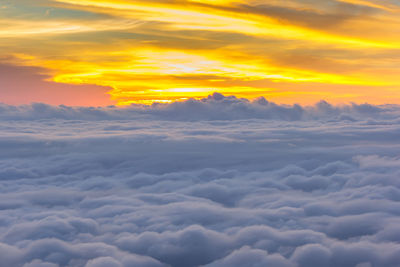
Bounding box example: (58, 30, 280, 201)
(1, 94, 400, 266)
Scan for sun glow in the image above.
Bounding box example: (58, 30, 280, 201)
(2, 0, 400, 105)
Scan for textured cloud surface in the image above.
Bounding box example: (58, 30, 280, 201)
(1, 95, 400, 266)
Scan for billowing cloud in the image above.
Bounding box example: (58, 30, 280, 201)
(1, 94, 400, 266)
(0, 92, 398, 121)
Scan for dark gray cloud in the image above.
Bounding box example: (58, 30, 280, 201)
(196, 0, 379, 31)
(1, 94, 400, 266)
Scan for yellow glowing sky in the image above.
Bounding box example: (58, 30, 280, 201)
(1, 0, 400, 105)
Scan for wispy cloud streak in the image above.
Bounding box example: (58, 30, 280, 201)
(1, 0, 400, 104)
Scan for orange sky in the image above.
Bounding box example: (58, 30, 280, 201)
(1, 0, 400, 106)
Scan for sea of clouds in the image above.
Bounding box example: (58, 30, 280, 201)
(1, 93, 400, 267)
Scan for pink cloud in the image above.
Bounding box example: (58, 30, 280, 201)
(0, 63, 115, 106)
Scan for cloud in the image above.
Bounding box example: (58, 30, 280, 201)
(1, 94, 400, 266)
(1, 92, 399, 121)
(213, 1, 376, 30)
(0, 62, 114, 106)
(4, 0, 400, 105)
(204, 246, 294, 267)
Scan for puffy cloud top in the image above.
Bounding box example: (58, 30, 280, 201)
(1, 94, 400, 266)
(0, 93, 398, 122)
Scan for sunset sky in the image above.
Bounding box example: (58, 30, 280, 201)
(2, 2, 400, 265)
(1, 0, 400, 105)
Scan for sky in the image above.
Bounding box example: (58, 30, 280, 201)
(1, 0, 400, 105)
(2, 2, 400, 265)
(1, 96, 400, 266)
